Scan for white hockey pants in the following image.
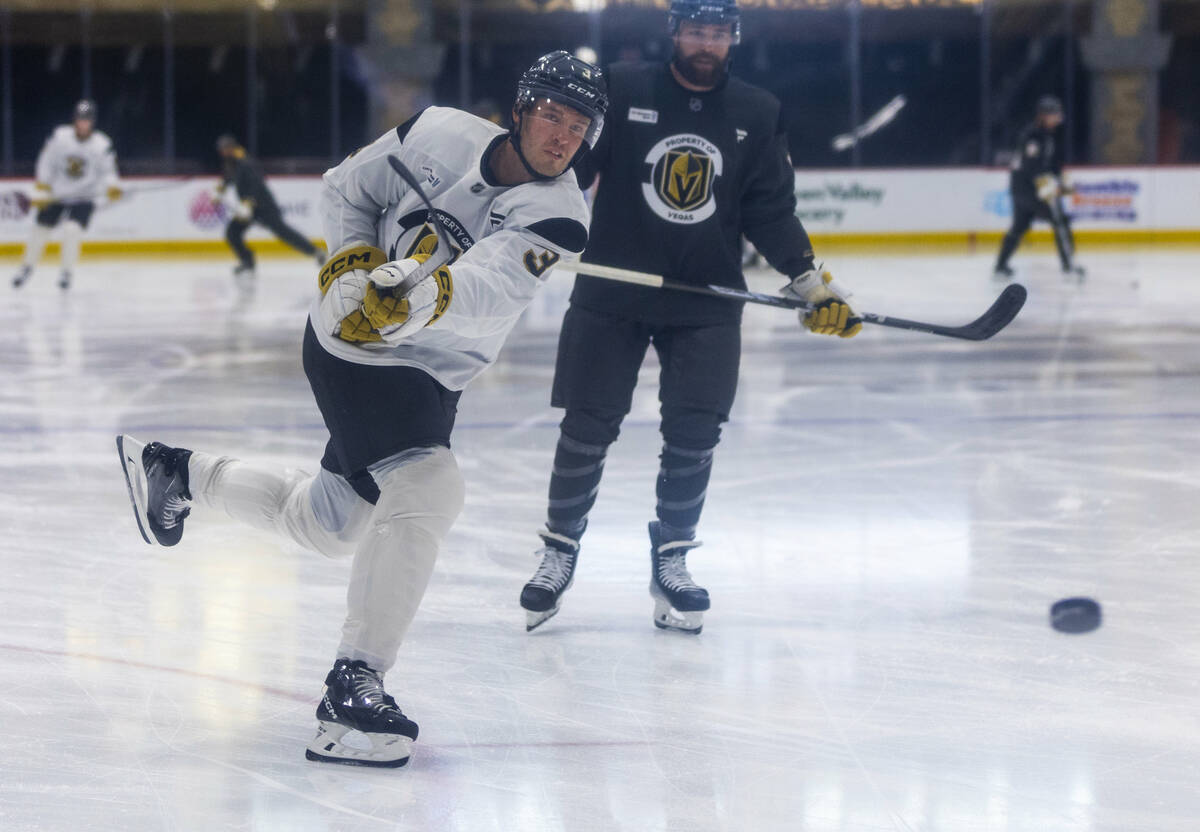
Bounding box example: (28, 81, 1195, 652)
(187, 445, 464, 673)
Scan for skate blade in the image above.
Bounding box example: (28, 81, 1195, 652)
(116, 435, 153, 545)
(525, 605, 560, 632)
(651, 597, 704, 634)
(305, 723, 412, 768)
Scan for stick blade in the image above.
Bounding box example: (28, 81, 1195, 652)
(961, 283, 1027, 340)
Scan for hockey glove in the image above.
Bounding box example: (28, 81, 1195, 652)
(233, 199, 255, 222)
(31, 182, 52, 210)
(316, 242, 389, 343)
(1035, 174, 1061, 202)
(362, 256, 454, 344)
(784, 267, 862, 338)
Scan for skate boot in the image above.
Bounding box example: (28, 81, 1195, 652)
(305, 658, 418, 768)
(12, 265, 31, 288)
(116, 435, 193, 546)
(648, 521, 709, 634)
(58, 270, 71, 290)
(520, 528, 580, 632)
(992, 264, 1014, 282)
(1063, 262, 1086, 281)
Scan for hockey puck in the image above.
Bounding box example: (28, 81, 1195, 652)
(1050, 597, 1102, 634)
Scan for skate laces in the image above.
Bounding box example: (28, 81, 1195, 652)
(147, 445, 192, 528)
(528, 546, 575, 593)
(655, 552, 702, 591)
(350, 666, 399, 714)
(158, 497, 191, 529)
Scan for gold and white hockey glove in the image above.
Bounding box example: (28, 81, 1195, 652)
(31, 182, 52, 210)
(1035, 174, 1061, 202)
(316, 242, 389, 343)
(784, 267, 862, 338)
(362, 255, 454, 344)
(233, 199, 255, 221)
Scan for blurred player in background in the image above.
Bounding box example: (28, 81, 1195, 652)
(117, 52, 607, 768)
(11, 100, 122, 290)
(215, 134, 323, 284)
(519, 0, 860, 636)
(993, 95, 1085, 280)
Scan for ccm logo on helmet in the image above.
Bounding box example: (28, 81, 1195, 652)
(566, 82, 598, 101)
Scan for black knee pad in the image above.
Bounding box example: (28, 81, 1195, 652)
(560, 409, 623, 448)
(661, 408, 724, 450)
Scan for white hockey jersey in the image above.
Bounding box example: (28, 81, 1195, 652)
(314, 106, 591, 391)
(35, 125, 120, 203)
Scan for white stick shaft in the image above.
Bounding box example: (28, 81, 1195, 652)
(560, 260, 665, 288)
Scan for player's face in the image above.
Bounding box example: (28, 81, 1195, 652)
(73, 117, 94, 139)
(518, 98, 590, 177)
(1040, 111, 1064, 129)
(673, 21, 734, 88)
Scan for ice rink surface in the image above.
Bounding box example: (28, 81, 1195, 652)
(1, 248, 1198, 831)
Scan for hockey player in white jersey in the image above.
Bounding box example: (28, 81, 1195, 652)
(12, 99, 122, 290)
(116, 51, 607, 768)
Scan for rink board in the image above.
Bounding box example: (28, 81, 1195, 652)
(1, 166, 1197, 255)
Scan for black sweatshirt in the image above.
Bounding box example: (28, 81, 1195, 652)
(1009, 122, 1064, 203)
(570, 61, 815, 325)
(222, 154, 280, 217)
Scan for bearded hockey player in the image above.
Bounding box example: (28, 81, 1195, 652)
(520, 0, 860, 635)
(12, 100, 122, 290)
(117, 51, 607, 768)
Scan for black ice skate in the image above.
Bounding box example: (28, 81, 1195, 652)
(992, 264, 1015, 282)
(12, 265, 31, 288)
(305, 658, 418, 768)
(58, 270, 71, 290)
(648, 521, 709, 634)
(520, 528, 580, 632)
(116, 435, 193, 546)
(1062, 262, 1086, 281)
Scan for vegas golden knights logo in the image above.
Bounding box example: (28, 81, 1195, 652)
(66, 156, 87, 179)
(642, 134, 723, 224)
(659, 150, 712, 212)
(404, 224, 461, 264)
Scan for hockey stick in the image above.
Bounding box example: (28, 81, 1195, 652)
(0, 178, 195, 214)
(832, 94, 907, 152)
(119, 178, 197, 196)
(565, 261, 1027, 341)
(384, 153, 1025, 341)
(385, 154, 458, 263)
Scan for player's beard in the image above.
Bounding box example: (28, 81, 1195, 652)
(672, 50, 726, 88)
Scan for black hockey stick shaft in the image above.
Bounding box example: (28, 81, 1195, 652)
(386, 154, 457, 262)
(385, 152, 1026, 341)
(572, 262, 1027, 342)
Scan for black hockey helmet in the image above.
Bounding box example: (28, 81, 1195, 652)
(668, 0, 741, 45)
(515, 50, 608, 150)
(216, 133, 240, 152)
(73, 99, 96, 122)
(1036, 94, 1064, 116)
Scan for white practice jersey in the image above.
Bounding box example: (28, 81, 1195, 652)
(35, 125, 120, 203)
(313, 106, 591, 391)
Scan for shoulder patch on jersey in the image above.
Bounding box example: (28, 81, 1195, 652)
(526, 218, 588, 255)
